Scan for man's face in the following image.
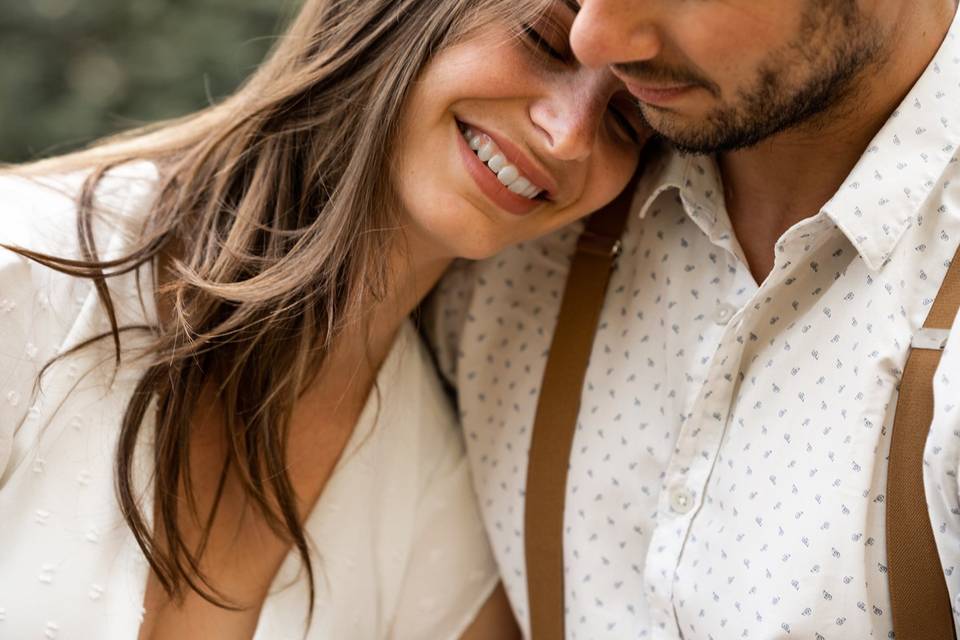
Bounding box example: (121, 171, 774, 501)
(569, 0, 889, 154)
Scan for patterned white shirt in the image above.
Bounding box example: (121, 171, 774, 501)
(426, 8, 960, 639)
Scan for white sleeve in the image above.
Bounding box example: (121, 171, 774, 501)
(0, 174, 89, 483)
(0, 249, 38, 480)
(0, 164, 158, 485)
(386, 414, 499, 640)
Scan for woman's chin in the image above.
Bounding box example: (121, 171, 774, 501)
(444, 234, 510, 261)
(429, 222, 516, 260)
(405, 197, 526, 261)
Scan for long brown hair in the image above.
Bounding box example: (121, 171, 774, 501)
(4, 0, 548, 618)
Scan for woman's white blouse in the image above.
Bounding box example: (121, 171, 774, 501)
(0, 164, 497, 639)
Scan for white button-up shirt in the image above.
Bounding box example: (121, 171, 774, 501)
(427, 8, 960, 639)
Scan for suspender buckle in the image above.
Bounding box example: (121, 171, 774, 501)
(912, 327, 950, 351)
(576, 231, 622, 259)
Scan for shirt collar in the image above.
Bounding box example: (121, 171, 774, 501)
(636, 142, 732, 245)
(821, 5, 960, 271)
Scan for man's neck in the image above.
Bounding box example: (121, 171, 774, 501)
(720, 2, 957, 285)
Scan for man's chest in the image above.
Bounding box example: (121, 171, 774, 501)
(450, 197, 960, 638)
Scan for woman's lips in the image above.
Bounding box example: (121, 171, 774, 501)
(468, 123, 558, 198)
(456, 124, 545, 217)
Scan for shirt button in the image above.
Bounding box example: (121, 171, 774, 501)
(713, 303, 737, 326)
(670, 488, 695, 514)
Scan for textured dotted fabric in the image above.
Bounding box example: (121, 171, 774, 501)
(0, 165, 497, 639)
(426, 10, 960, 640)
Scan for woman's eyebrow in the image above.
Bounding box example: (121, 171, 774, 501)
(560, 0, 580, 14)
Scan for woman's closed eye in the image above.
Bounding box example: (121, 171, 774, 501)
(522, 23, 571, 63)
(608, 93, 644, 145)
(521, 21, 643, 146)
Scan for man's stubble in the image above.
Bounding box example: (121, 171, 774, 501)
(624, 0, 890, 155)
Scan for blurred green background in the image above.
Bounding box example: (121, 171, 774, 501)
(0, 0, 290, 163)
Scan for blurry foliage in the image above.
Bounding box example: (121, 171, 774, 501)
(0, 0, 291, 162)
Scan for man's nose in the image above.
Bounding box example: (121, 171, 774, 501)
(570, 0, 662, 68)
(529, 73, 612, 163)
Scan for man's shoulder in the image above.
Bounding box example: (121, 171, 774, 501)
(424, 221, 585, 382)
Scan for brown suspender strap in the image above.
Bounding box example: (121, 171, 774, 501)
(524, 175, 636, 640)
(887, 248, 960, 640)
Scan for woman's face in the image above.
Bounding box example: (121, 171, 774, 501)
(392, 1, 646, 261)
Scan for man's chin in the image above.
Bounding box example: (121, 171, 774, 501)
(642, 111, 778, 156)
(638, 109, 726, 156)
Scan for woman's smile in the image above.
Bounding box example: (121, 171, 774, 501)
(455, 118, 553, 216)
(393, 5, 644, 261)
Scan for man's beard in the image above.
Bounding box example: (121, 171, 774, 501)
(621, 1, 888, 155)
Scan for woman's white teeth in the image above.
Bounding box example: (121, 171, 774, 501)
(461, 125, 543, 200)
(497, 165, 519, 184)
(477, 141, 496, 163)
(508, 177, 532, 194)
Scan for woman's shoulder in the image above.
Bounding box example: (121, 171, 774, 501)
(0, 161, 163, 475)
(0, 160, 162, 456)
(0, 160, 160, 257)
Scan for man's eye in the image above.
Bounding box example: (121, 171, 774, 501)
(522, 24, 569, 62)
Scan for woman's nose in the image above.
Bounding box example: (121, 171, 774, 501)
(570, 0, 662, 68)
(529, 71, 612, 163)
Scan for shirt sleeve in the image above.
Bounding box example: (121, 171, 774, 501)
(0, 174, 89, 483)
(0, 250, 37, 480)
(386, 381, 499, 640)
(0, 164, 158, 485)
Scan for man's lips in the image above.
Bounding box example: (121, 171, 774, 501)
(622, 80, 695, 106)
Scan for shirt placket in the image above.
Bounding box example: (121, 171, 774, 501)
(643, 313, 751, 637)
(643, 217, 826, 638)
(635, 240, 751, 637)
